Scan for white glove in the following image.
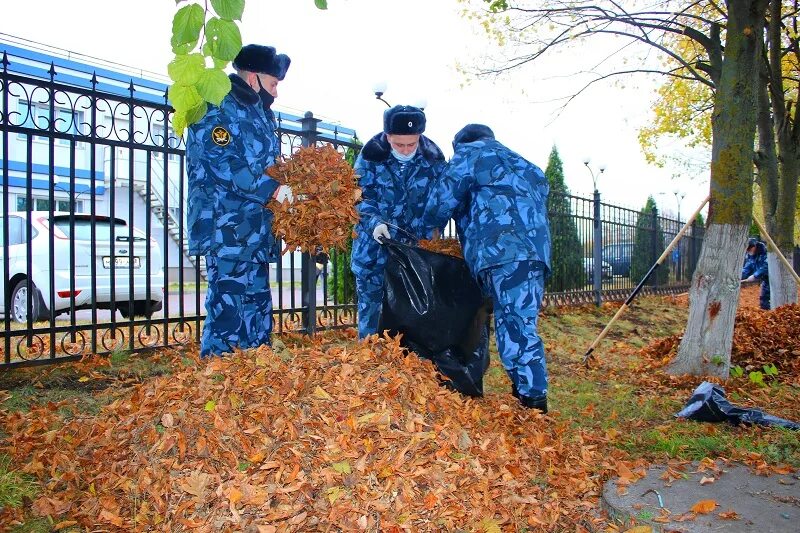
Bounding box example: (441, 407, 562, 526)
(373, 223, 391, 243)
(745, 275, 756, 282)
(274, 185, 294, 204)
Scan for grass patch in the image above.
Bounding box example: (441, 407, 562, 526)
(0, 454, 38, 508)
(0, 350, 173, 416)
(8, 518, 53, 533)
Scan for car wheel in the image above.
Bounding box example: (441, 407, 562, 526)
(118, 301, 156, 319)
(133, 301, 156, 319)
(9, 279, 44, 323)
(117, 302, 134, 319)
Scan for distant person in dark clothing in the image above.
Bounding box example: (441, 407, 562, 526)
(741, 237, 770, 310)
(314, 248, 329, 285)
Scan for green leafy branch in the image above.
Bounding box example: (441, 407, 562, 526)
(169, 0, 328, 137)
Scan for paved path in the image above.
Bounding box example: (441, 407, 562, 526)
(602, 460, 800, 532)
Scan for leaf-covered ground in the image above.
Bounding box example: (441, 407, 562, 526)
(1, 285, 798, 532)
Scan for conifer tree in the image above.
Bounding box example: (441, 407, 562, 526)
(631, 196, 668, 285)
(544, 147, 584, 291)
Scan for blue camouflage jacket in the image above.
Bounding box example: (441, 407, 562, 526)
(422, 137, 551, 275)
(741, 241, 768, 281)
(186, 74, 280, 263)
(351, 133, 446, 276)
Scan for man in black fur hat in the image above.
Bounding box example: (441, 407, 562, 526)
(350, 105, 447, 338)
(186, 43, 293, 358)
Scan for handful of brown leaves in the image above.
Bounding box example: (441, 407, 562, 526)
(417, 238, 464, 258)
(267, 145, 361, 253)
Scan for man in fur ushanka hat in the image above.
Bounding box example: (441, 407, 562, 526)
(186, 43, 293, 358)
(350, 105, 447, 338)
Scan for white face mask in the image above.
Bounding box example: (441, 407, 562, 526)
(391, 148, 417, 162)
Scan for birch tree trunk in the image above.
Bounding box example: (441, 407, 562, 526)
(668, 0, 769, 378)
(768, 256, 799, 308)
(669, 224, 746, 376)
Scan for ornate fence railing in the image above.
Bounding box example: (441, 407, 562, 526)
(1, 43, 705, 369)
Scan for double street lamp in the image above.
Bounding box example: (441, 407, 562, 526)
(582, 158, 606, 192)
(673, 190, 686, 222)
(583, 158, 606, 307)
(372, 82, 427, 110)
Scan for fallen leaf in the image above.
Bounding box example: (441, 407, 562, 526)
(691, 499, 717, 514)
(332, 461, 351, 474)
(699, 476, 715, 485)
(161, 413, 175, 428)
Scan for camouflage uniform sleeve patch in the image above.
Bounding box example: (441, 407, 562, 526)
(211, 126, 231, 146)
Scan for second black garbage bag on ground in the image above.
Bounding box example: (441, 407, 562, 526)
(378, 240, 490, 397)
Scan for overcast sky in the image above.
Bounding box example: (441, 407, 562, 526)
(0, 0, 711, 218)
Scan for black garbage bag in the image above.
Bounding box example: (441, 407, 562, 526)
(675, 381, 800, 430)
(378, 240, 491, 396)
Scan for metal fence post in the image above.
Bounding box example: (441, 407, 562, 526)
(592, 189, 602, 306)
(299, 112, 321, 335)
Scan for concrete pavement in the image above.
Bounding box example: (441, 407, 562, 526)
(602, 460, 800, 532)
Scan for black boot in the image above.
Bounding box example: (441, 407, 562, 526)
(511, 383, 520, 399)
(519, 394, 547, 414)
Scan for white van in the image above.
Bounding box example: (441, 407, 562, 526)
(0, 212, 164, 323)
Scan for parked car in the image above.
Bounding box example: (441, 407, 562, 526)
(583, 257, 613, 281)
(602, 242, 634, 277)
(0, 212, 164, 323)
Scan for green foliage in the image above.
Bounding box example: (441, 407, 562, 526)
(0, 454, 38, 508)
(763, 363, 778, 377)
(631, 196, 668, 285)
(730, 365, 744, 378)
(695, 212, 705, 227)
(169, 0, 328, 136)
(749, 371, 765, 387)
(483, 0, 508, 11)
(328, 140, 361, 304)
(544, 146, 584, 292)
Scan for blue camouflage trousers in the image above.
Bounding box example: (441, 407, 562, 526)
(355, 267, 385, 338)
(759, 280, 771, 310)
(200, 256, 273, 358)
(478, 260, 548, 399)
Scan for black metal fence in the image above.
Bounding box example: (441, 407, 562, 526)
(1, 47, 705, 369)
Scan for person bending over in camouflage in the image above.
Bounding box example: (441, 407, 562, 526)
(422, 124, 552, 413)
(351, 105, 446, 338)
(741, 237, 770, 310)
(186, 44, 294, 358)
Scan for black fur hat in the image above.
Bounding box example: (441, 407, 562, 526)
(233, 44, 291, 80)
(383, 105, 426, 135)
(453, 124, 495, 147)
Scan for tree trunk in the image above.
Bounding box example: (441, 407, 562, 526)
(669, 0, 768, 378)
(668, 224, 747, 377)
(763, 0, 799, 307)
(768, 255, 798, 308)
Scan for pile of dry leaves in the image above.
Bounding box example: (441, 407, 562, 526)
(0, 331, 633, 532)
(267, 145, 361, 253)
(638, 299, 800, 384)
(417, 238, 464, 259)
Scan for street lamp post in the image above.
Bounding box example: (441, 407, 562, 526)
(673, 190, 686, 223)
(583, 159, 606, 307)
(372, 81, 391, 108)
